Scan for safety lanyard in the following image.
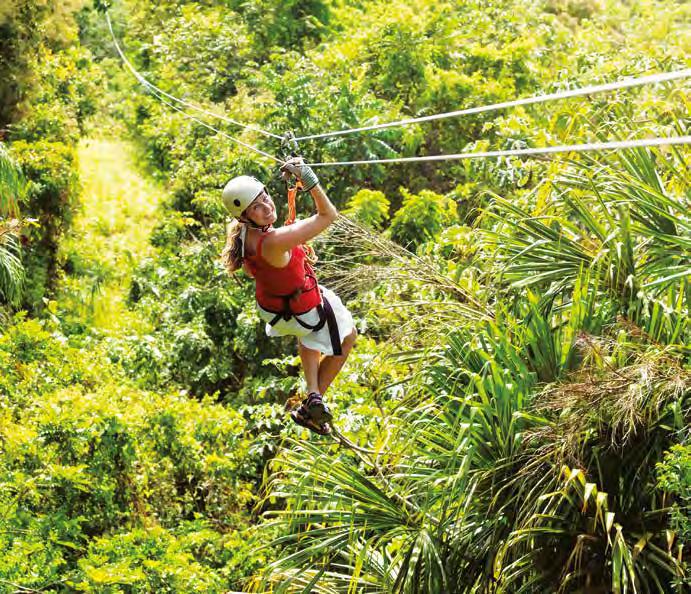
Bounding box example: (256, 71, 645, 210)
(284, 179, 302, 225)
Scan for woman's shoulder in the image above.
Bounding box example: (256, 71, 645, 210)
(246, 228, 295, 269)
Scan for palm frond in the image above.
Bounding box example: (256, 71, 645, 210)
(0, 143, 24, 218)
(484, 146, 690, 323)
(0, 221, 25, 306)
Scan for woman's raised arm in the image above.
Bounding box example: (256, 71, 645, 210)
(263, 184, 337, 254)
(263, 158, 338, 257)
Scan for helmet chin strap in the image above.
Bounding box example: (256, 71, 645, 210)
(239, 215, 272, 233)
(239, 223, 247, 259)
(238, 216, 272, 260)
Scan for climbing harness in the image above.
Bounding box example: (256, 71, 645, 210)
(243, 220, 343, 356)
(262, 285, 343, 357)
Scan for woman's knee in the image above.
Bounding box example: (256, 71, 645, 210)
(349, 326, 357, 344)
(341, 327, 357, 353)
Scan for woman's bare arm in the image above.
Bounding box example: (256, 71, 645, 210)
(263, 184, 338, 256)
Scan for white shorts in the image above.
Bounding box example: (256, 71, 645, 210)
(257, 286, 355, 355)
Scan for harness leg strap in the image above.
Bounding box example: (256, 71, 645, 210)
(320, 295, 343, 356)
(293, 304, 327, 333)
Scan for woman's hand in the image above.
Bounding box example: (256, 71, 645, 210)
(280, 156, 319, 192)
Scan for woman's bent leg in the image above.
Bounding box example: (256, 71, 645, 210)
(298, 340, 321, 394)
(318, 328, 357, 395)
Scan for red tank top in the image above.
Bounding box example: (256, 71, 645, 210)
(243, 234, 321, 315)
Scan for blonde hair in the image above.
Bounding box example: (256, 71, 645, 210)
(221, 219, 244, 275)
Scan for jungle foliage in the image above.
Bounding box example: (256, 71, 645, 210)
(0, 0, 689, 592)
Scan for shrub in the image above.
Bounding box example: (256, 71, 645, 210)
(389, 187, 459, 251)
(0, 314, 265, 590)
(342, 188, 390, 230)
(10, 140, 79, 310)
(658, 443, 691, 558)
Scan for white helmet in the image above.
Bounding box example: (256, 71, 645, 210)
(222, 175, 264, 217)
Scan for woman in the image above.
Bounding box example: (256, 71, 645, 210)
(221, 157, 357, 435)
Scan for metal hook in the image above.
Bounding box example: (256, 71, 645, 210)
(281, 131, 300, 159)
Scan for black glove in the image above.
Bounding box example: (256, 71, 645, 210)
(280, 156, 319, 192)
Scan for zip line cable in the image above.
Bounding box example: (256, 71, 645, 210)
(294, 69, 691, 142)
(105, 11, 282, 141)
(143, 84, 284, 164)
(106, 12, 689, 168)
(105, 12, 282, 163)
(136, 70, 689, 168)
(305, 136, 691, 167)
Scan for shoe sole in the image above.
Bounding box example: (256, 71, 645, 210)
(290, 410, 331, 435)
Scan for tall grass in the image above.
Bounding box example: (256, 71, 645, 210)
(0, 143, 25, 306)
(56, 138, 164, 331)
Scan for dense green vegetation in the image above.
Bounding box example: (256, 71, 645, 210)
(0, 0, 688, 592)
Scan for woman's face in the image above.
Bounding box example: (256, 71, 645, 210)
(244, 188, 277, 227)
